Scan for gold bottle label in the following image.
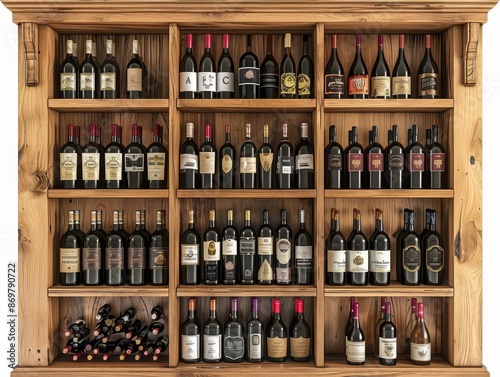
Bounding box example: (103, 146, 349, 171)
(267, 337, 287, 358)
(290, 336, 310, 358)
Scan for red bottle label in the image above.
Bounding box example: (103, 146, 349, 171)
(348, 153, 364, 172)
(348, 74, 369, 95)
(410, 153, 425, 172)
(430, 152, 445, 172)
(368, 153, 384, 172)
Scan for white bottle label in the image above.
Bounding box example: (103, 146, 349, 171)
(411, 342, 431, 362)
(181, 244, 199, 265)
(181, 334, 200, 360)
(327, 249, 346, 273)
(198, 71, 216, 93)
(240, 157, 257, 173)
(295, 245, 312, 260)
(248, 333, 262, 359)
(203, 334, 221, 360)
(180, 154, 199, 171)
(379, 337, 397, 360)
(105, 152, 122, 180)
(276, 239, 291, 264)
(203, 240, 221, 261)
(199, 151, 216, 174)
(257, 237, 273, 255)
(369, 249, 391, 273)
(222, 239, 237, 256)
(346, 340, 365, 363)
(60, 153, 77, 181)
(295, 154, 314, 170)
(180, 72, 198, 92)
(80, 72, 95, 91)
(347, 249, 369, 272)
(147, 152, 165, 180)
(60, 73, 76, 91)
(82, 152, 100, 180)
(100, 72, 116, 91)
(217, 72, 234, 92)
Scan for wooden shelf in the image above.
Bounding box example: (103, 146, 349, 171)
(48, 99, 169, 112)
(177, 285, 316, 297)
(324, 99, 454, 113)
(177, 99, 317, 112)
(324, 282, 453, 297)
(48, 189, 168, 199)
(177, 189, 316, 199)
(48, 285, 168, 297)
(324, 189, 454, 199)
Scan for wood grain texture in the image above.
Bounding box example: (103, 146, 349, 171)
(48, 285, 169, 297)
(48, 99, 169, 112)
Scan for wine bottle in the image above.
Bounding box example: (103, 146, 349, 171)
(203, 209, 221, 285)
(104, 210, 126, 286)
(180, 298, 201, 363)
(218, 124, 236, 189)
(344, 297, 355, 354)
(65, 318, 86, 337)
(179, 33, 198, 98)
(346, 208, 368, 286)
(139, 209, 151, 240)
(326, 208, 346, 285)
(82, 210, 104, 285)
(239, 34, 260, 99)
(73, 210, 85, 244)
(79, 39, 99, 99)
(410, 302, 431, 365)
(258, 124, 274, 189)
(406, 124, 425, 188)
(217, 34, 235, 98)
(405, 297, 418, 355)
(275, 209, 293, 285)
(290, 298, 311, 361)
(223, 298, 245, 363)
(418, 34, 440, 98)
(276, 123, 295, 189)
(257, 209, 274, 284)
(126, 39, 147, 98)
(369, 209, 391, 285)
(62, 336, 88, 355)
(345, 126, 364, 189)
(240, 123, 257, 189)
(60, 210, 81, 285)
(59, 124, 82, 189)
(392, 34, 411, 99)
(127, 210, 148, 285)
(324, 35, 344, 98)
(82, 123, 105, 189)
(203, 298, 222, 363)
(198, 33, 216, 98)
(385, 124, 404, 189)
(124, 123, 146, 189)
(295, 122, 314, 189)
(150, 315, 165, 335)
(199, 124, 216, 189)
(149, 210, 169, 285)
(152, 337, 169, 361)
(95, 209, 107, 242)
(239, 210, 256, 284)
(365, 125, 384, 188)
(95, 304, 111, 323)
(260, 35, 279, 98)
(115, 307, 136, 332)
(294, 209, 313, 285)
(399, 209, 421, 285)
(124, 319, 142, 340)
(104, 124, 124, 189)
(72, 41, 79, 66)
(266, 298, 287, 362)
(371, 35, 391, 98)
(100, 39, 119, 99)
(395, 208, 410, 283)
(325, 125, 344, 189)
(374, 297, 386, 358)
(222, 209, 239, 284)
(180, 210, 201, 285)
(348, 35, 369, 98)
(74, 125, 82, 150)
(379, 301, 397, 365)
(426, 124, 445, 189)
(59, 39, 79, 98)
(146, 124, 168, 189)
(346, 301, 365, 364)
(280, 33, 296, 98)
(297, 34, 314, 98)
(421, 210, 444, 285)
(179, 122, 199, 189)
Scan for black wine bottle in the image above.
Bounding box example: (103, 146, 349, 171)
(395, 208, 410, 283)
(297, 34, 314, 98)
(179, 122, 199, 189)
(326, 208, 346, 286)
(325, 35, 344, 98)
(203, 298, 222, 362)
(203, 209, 221, 285)
(82, 123, 105, 189)
(289, 298, 311, 361)
(294, 209, 313, 285)
(79, 39, 99, 99)
(348, 35, 369, 98)
(258, 124, 274, 189)
(105, 210, 127, 286)
(385, 124, 404, 189)
(222, 209, 239, 284)
(426, 124, 445, 188)
(104, 124, 124, 189)
(149, 210, 169, 285)
(421, 210, 444, 285)
(127, 210, 148, 285)
(275, 209, 293, 285)
(378, 301, 397, 365)
(180, 298, 201, 363)
(199, 124, 216, 189)
(346, 301, 365, 365)
(392, 34, 411, 99)
(179, 33, 198, 98)
(223, 298, 245, 362)
(266, 298, 287, 362)
(239, 34, 260, 99)
(418, 34, 440, 98)
(240, 123, 257, 189)
(219, 124, 236, 189)
(124, 124, 146, 189)
(257, 209, 274, 284)
(59, 124, 82, 189)
(276, 123, 295, 189)
(100, 39, 120, 99)
(406, 124, 425, 189)
(146, 124, 168, 189)
(260, 35, 279, 98)
(126, 39, 147, 98)
(246, 297, 264, 362)
(82, 210, 104, 285)
(198, 33, 216, 98)
(59, 210, 81, 285)
(369, 209, 391, 285)
(345, 126, 364, 189)
(295, 122, 315, 189)
(371, 35, 391, 98)
(399, 209, 421, 285)
(239, 210, 256, 284)
(365, 125, 384, 188)
(59, 39, 79, 98)
(346, 208, 368, 286)
(280, 33, 296, 98)
(216, 33, 235, 98)
(325, 125, 344, 189)
(180, 210, 201, 285)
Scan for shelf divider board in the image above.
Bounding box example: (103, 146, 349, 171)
(324, 98, 454, 113)
(177, 98, 316, 112)
(47, 285, 169, 297)
(177, 285, 317, 297)
(324, 189, 454, 198)
(47, 98, 169, 112)
(324, 283, 453, 297)
(176, 189, 317, 199)
(47, 189, 169, 199)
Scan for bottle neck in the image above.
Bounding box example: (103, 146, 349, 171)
(225, 131, 231, 143)
(353, 217, 360, 232)
(209, 309, 216, 319)
(188, 309, 195, 319)
(376, 218, 383, 232)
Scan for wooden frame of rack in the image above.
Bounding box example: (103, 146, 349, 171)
(6, 0, 494, 375)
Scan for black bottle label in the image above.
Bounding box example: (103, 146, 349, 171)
(150, 247, 168, 269)
(128, 247, 145, 269)
(328, 153, 342, 170)
(82, 247, 101, 270)
(325, 74, 344, 95)
(239, 67, 260, 86)
(224, 336, 244, 360)
(426, 245, 444, 272)
(403, 245, 421, 272)
(105, 247, 124, 269)
(125, 153, 145, 172)
(388, 153, 404, 171)
(418, 73, 439, 96)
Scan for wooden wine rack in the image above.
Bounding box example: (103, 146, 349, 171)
(4, 0, 494, 375)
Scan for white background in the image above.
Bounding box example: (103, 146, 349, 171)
(0, 2, 499, 375)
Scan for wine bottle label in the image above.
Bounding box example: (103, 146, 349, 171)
(80, 72, 95, 91)
(150, 247, 168, 269)
(325, 74, 344, 95)
(221, 154, 233, 174)
(328, 153, 342, 171)
(124, 153, 145, 172)
(346, 340, 365, 363)
(258, 258, 273, 281)
(203, 334, 221, 360)
(371, 76, 391, 97)
(181, 244, 199, 265)
(238, 67, 260, 86)
(82, 153, 100, 180)
(430, 152, 445, 172)
(60, 153, 77, 181)
(60, 248, 80, 272)
(181, 334, 200, 360)
(240, 157, 257, 174)
(392, 76, 411, 96)
(203, 240, 221, 261)
(257, 237, 273, 255)
(276, 239, 291, 264)
(276, 267, 291, 283)
(216, 72, 234, 92)
(180, 72, 197, 92)
(277, 156, 294, 174)
(379, 337, 397, 360)
(267, 336, 287, 358)
(346, 249, 369, 272)
(418, 73, 439, 97)
(297, 73, 311, 96)
(198, 71, 216, 93)
(368, 153, 384, 172)
(280, 72, 297, 95)
(295, 245, 313, 269)
(409, 152, 425, 172)
(60, 73, 77, 91)
(199, 151, 216, 174)
(410, 342, 431, 362)
(388, 153, 404, 171)
(260, 72, 279, 89)
(222, 239, 237, 256)
(105, 247, 124, 270)
(82, 247, 101, 270)
(180, 154, 199, 171)
(369, 249, 391, 272)
(348, 153, 364, 172)
(348, 74, 369, 95)
(290, 336, 311, 358)
(403, 245, 421, 272)
(147, 152, 166, 180)
(127, 67, 142, 91)
(426, 245, 444, 272)
(259, 152, 274, 173)
(327, 249, 346, 273)
(105, 152, 123, 180)
(248, 333, 262, 359)
(127, 247, 145, 269)
(223, 335, 244, 360)
(296, 154, 314, 170)
(239, 237, 256, 255)
(100, 72, 116, 91)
